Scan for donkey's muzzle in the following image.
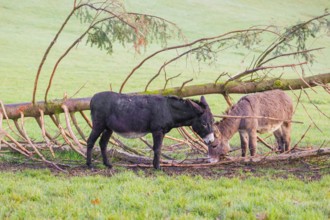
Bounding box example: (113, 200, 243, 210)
(203, 133, 215, 144)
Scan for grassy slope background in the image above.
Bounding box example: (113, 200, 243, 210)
(0, 1, 330, 219)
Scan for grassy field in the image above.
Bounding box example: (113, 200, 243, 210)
(0, 168, 329, 219)
(0, 0, 330, 219)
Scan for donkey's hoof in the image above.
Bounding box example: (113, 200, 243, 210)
(104, 163, 113, 169)
(86, 163, 94, 169)
(153, 166, 163, 171)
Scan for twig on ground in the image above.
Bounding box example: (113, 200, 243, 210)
(1, 139, 31, 157)
(257, 136, 274, 150)
(139, 137, 174, 160)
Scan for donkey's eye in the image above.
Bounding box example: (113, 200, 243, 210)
(202, 123, 207, 127)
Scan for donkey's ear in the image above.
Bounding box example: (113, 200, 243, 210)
(187, 100, 204, 115)
(200, 96, 209, 108)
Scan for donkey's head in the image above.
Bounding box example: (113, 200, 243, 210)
(188, 96, 215, 145)
(207, 122, 231, 163)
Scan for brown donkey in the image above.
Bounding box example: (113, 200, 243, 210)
(208, 90, 293, 163)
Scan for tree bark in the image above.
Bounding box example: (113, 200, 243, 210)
(1, 98, 90, 120)
(144, 72, 330, 96)
(1, 73, 329, 120)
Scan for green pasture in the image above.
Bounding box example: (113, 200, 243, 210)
(0, 169, 329, 219)
(0, 0, 330, 219)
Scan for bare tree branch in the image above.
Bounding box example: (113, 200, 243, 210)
(213, 114, 303, 124)
(32, 3, 88, 104)
(120, 28, 278, 93)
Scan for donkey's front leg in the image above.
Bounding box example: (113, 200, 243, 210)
(152, 131, 164, 170)
(281, 122, 292, 152)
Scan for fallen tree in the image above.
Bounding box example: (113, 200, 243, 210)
(0, 1, 329, 171)
(2, 72, 329, 120)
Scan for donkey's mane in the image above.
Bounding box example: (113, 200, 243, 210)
(167, 96, 203, 106)
(215, 100, 245, 140)
(220, 102, 242, 122)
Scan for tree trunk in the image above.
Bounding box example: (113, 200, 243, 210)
(145, 72, 330, 96)
(1, 73, 329, 120)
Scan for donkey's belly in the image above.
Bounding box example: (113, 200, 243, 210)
(257, 123, 282, 134)
(115, 132, 148, 139)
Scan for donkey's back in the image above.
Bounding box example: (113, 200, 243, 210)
(238, 89, 293, 133)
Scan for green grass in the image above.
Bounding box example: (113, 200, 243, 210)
(0, 169, 329, 219)
(0, 1, 330, 219)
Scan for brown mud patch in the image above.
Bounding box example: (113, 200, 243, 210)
(0, 155, 329, 181)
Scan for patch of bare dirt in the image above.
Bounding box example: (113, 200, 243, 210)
(0, 156, 329, 181)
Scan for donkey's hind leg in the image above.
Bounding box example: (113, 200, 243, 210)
(87, 126, 104, 167)
(99, 129, 113, 168)
(273, 128, 284, 152)
(281, 122, 291, 151)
